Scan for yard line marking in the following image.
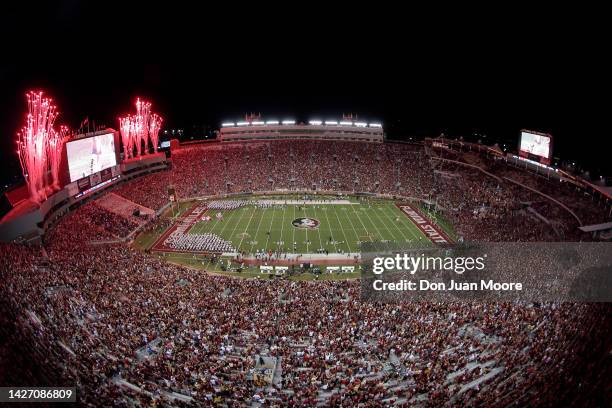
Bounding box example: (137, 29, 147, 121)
(355, 204, 386, 238)
(369, 204, 407, 243)
(303, 205, 309, 252)
(249, 206, 267, 254)
(332, 205, 353, 253)
(380, 204, 420, 242)
(308, 205, 324, 252)
(322, 205, 339, 252)
(386, 204, 423, 241)
(350, 202, 389, 251)
(238, 205, 258, 251)
(223, 205, 249, 248)
(199, 206, 246, 270)
(277, 204, 286, 252)
(264, 205, 276, 251)
(292, 205, 296, 251)
(385, 207, 419, 241)
(185, 204, 222, 236)
(349, 202, 373, 236)
(208, 207, 234, 236)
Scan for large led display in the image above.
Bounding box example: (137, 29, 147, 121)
(520, 131, 551, 159)
(66, 133, 117, 182)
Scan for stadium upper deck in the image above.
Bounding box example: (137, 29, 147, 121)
(2, 129, 612, 244)
(219, 119, 384, 143)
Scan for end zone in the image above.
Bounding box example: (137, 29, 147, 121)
(396, 203, 453, 244)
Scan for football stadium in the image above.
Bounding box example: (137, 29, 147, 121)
(0, 90, 610, 407)
(2, 2, 612, 398)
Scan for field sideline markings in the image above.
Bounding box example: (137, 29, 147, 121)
(224, 206, 250, 252)
(350, 202, 388, 250)
(381, 204, 421, 242)
(196, 205, 224, 235)
(308, 205, 324, 251)
(264, 205, 276, 250)
(356, 203, 393, 251)
(292, 205, 297, 251)
(238, 205, 258, 251)
(332, 205, 353, 253)
(364, 204, 402, 244)
(387, 204, 424, 241)
(215, 206, 244, 244)
(383, 204, 416, 241)
(303, 205, 309, 252)
(202, 206, 245, 269)
(277, 204, 286, 252)
(248, 206, 267, 254)
(322, 205, 339, 252)
(372, 204, 412, 243)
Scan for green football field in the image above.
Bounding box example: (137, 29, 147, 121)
(188, 200, 431, 254)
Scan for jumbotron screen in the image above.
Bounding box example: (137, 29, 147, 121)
(520, 131, 551, 159)
(66, 133, 117, 182)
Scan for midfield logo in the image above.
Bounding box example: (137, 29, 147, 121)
(292, 217, 320, 229)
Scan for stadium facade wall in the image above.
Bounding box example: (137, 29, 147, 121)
(0, 155, 169, 243)
(219, 124, 384, 143)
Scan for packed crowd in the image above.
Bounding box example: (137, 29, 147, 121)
(427, 159, 555, 242)
(427, 149, 608, 241)
(1, 229, 609, 406)
(164, 231, 236, 253)
(48, 200, 141, 241)
(111, 139, 609, 242)
(114, 141, 432, 210)
(113, 169, 171, 212)
(1, 138, 611, 406)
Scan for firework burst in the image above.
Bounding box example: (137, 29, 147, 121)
(119, 98, 163, 158)
(17, 91, 60, 203)
(149, 114, 163, 153)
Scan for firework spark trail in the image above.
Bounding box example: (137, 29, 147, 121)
(136, 98, 151, 156)
(149, 114, 163, 152)
(47, 125, 68, 189)
(17, 91, 59, 203)
(119, 98, 163, 158)
(119, 115, 134, 159)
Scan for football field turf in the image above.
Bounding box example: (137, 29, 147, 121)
(189, 201, 430, 254)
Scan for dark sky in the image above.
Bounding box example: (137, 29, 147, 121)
(1, 2, 609, 188)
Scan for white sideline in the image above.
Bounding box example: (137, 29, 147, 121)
(255, 199, 356, 205)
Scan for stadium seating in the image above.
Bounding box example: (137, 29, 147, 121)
(1, 138, 610, 406)
(113, 140, 609, 241)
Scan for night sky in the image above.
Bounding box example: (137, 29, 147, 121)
(1, 2, 608, 189)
